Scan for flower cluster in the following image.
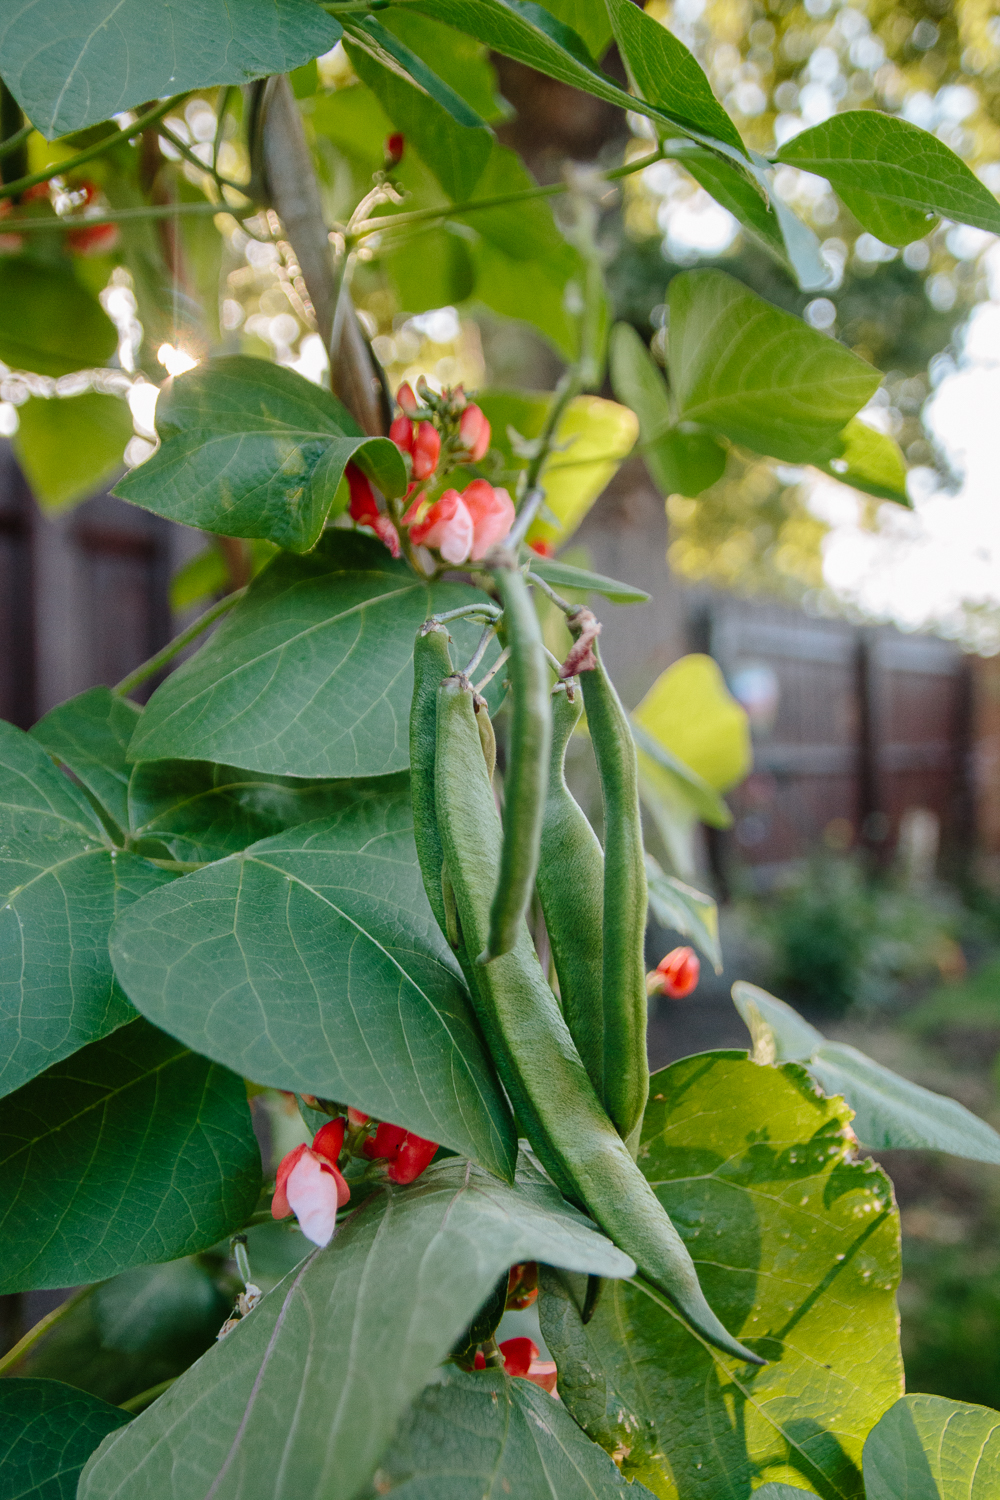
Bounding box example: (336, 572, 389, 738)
(646, 945, 700, 999)
(271, 1108, 438, 1247)
(346, 380, 514, 569)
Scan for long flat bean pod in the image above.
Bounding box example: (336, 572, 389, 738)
(434, 673, 761, 1365)
(481, 562, 551, 963)
(536, 682, 604, 1078)
(575, 625, 649, 1149)
(410, 622, 454, 936)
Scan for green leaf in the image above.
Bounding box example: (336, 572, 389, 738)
(471, 234, 582, 356)
(114, 357, 407, 553)
(608, 322, 727, 498)
(776, 111, 1000, 245)
(360, 1365, 658, 1499)
(0, 1016, 261, 1291)
(820, 417, 909, 505)
(376, 9, 509, 122)
(863, 1393, 1000, 1500)
(31, 687, 140, 835)
(0, 261, 116, 377)
(383, 226, 476, 315)
(0, 718, 173, 1099)
(526, 555, 650, 604)
(633, 722, 733, 828)
(603, 0, 746, 159)
(538, 0, 611, 60)
(126, 533, 500, 778)
(733, 982, 1000, 1163)
(644, 853, 721, 972)
(79, 1156, 634, 1500)
(0, 1379, 131, 1500)
(13, 393, 132, 512)
(0, 0, 341, 138)
(342, 19, 494, 202)
(109, 793, 517, 1179)
(407, 0, 739, 154)
(668, 269, 882, 463)
(127, 761, 411, 863)
(540, 1051, 902, 1499)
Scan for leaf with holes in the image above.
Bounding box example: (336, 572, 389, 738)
(109, 791, 517, 1180)
(0, 1379, 132, 1500)
(0, 0, 341, 138)
(776, 111, 1000, 246)
(79, 1156, 634, 1500)
(0, 1016, 261, 1291)
(115, 358, 407, 553)
(540, 1051, 902, 1499)
(126, 532, 502, 778)
(668, 269, 882, 463)
(0, 719, 173, 1100)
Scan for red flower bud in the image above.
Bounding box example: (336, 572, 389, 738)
(528, 538, 553, 558)
(385, 132, 405, 168)
(499, 1338, 558, 1391)
(311, 1117, 346, 1167)
(505, 1262, 539, 1310)
(649, 946, 700, 1000)
(390, 413, 414, 454)
(411, 421, 440, 480)
(347, 461, 378, 522)
(347, 1108, 370, 1127)
(363, 1120, 438, 1184)
(458, 403, 490, 462)
(371, 514, 402, 558)
(396, 382, 419, 415)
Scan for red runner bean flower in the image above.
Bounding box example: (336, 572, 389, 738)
(272, 1118, 350, 1247)
(363, 1120, 438, 1184)
(647, 945, 700, 999)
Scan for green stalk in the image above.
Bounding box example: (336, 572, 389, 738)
(0, 96, 186, 202)
(0, 1285, 100, 1375)
(113, 588, 247, 697)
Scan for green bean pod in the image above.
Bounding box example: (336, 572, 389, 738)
(575, 630, 649, 1149)
(473, 692, 496, 783)
(434, 673, 761, 1365)
(536, 682, 605, 1088)
(481, 562, 551, 964)
(410, 621, 454, 935)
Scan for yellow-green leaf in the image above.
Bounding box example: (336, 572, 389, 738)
(819, 417, 909, 505)
(633, 652, 751, 794)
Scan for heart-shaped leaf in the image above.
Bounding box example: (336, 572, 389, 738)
(0, 720, 173, 1099)
(0, 0, 340, 138)
(734, 982, 1000, 1162)
(109, 793, 517, 1180)
(79, 1157, 634, 1500)
(360, 1365, 659, 1498)
(126, 533, 501, 778)
(776, 112, 1000, 245)
(540, 1051, 902, 1498)
(0, 1017, 261, 1291)
(863, 1393, 1000, 1500)
(0, 1379, 131, 1499)
(115, 358, 407, 553)
(668, 269, 882, 463)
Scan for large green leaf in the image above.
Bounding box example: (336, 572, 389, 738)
(734, 982, 1000, 1163)
(863, 1394, 1000, 1500)
(13, 394, 132, 512)
(79, 1156, 634, 1500)
(31, 687, 140, 835)
(0, 1379, 131, 1500)
(0, 1016, 261, 1291)
(540, 1051, 902, 1498)
(0, 719, 172, 1100)
(342, 19, 494, 201)
(109, 794, 517, 1179)
(604, 0, 746, 159)
(407, 0, 740, 154)
(126, 533, 498, 778)
(359, 1365, 658, 1498)
(608, 321, 727, 499)
(115, 358, 407, 553)
(668, 269, 882, 464)
(0, 0, 341, 138)
(0, 261, 116, 377)
(776, 112, 1000, 246)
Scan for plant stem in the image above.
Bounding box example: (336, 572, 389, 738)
(0, 96, 185, 203)
(212, 87, 235, 176)
(349, 145, 665, 241)
(113, 587, 247, 697)
(474, 646, 510, 693)
(431, 603, 502, 626)
(0, 121, 31, 163)
(527, 569, 574, 615)
(10, 200, 255, 232)
(119, 1377, 177, 1414)
(157, 121, 248, 198)
(0, 1284, 99, 1375)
